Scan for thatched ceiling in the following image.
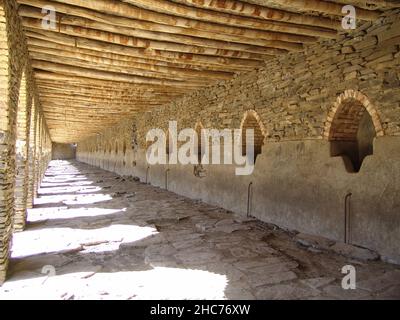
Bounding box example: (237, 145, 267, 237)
(16, 0, 397, 143)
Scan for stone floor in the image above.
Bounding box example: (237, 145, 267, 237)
(0, 160, 399, 300)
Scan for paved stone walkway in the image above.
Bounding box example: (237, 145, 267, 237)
(0, 160, 399, 300)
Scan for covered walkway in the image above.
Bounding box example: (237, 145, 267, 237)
(0, 160, 399, 300)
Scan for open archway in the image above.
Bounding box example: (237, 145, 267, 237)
(324, 90, 384, 172)
(240, 110, 266, 161)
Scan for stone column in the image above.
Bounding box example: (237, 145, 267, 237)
(33, 109, 40, 198)
(38, 115, 44, 183)
(13, 73, 31, 232)
(0, 0, 18, 284)
(34, 114, 42, 196)
(26, 101, 37, 209)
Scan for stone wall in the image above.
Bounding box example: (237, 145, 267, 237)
(0, 0, 51, 284)
(77, 9, 400, 263)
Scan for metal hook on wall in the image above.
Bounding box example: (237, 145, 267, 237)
(165, 168, 170, 190)
(344, 192, 352, 244)
(145, 165, 150, 184)
(247, 182, 253, 218)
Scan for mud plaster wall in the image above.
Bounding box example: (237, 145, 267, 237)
(77, 10, 400, 264)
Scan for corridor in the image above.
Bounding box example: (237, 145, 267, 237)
(0, 161, 399, 300)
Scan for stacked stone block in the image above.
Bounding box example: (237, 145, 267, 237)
(0, 0, 13, 285)
(13, 72, 30, 232)
(79, 9, 400, 157)
(26, 101, 36, 209)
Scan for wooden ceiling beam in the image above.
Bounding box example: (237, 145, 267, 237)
(25, 30, 266, 69)
(39, 98, 172, 107)
(17, 0, 337, 38)
(123, 0, 342, 28)
(31, 60, 208, 87)
(34, 71, 203, 91)
(19, 6, 306, 52)
(17, 1, 322, 46)
(35, 83, 189, 96)
(27, 38, 256, 72)
(28, 47, 234, 80)
(260, 0, 381, 20)
(22, 18, 277, 60)
(172, 0, 381, 22)
(39, 95, 173, 104)
(31, 56, 221, 84)
(36, 85, 184, 97)
(41, 103, 160, 110)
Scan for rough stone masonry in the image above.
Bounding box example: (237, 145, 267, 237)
(0, 0, 51, 284)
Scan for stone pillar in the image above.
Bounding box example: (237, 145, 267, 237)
(33, 110, 40, 198)
(26, 101, 37, 209)
(38, 115, 44, 183)
(13, 73, 31, 232)
(0, 1, 17, 285)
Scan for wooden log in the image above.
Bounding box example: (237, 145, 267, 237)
(30, 54, 230, 85)
(35, 81, 189, 95)
(32, 56, 216, 85)
(173, 0, 381, 22)
(39, 91, 175, 102)
(34, 71, 202, 90)
(25, 30, 266, 68)
(22, 18, 275, 59)
(36, 84, 184, 97)
(17, 2, 318, 45)
(39, 95, 173, 105)
(41, 100, 162, 108)
(32, 61, 209, 87)
(19, 6, 306, 52)
(123, 0, 342, 28)
(27, 37, 256, 72)
(263, 0, 381, 21)
(17, 0, 338, 38)
(28, 47, 234, 80)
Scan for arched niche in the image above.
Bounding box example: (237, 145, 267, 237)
(324, 90, 384, 173)
(240, 110, 267, 161)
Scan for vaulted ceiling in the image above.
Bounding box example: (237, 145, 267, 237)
(16, 0, 399, 143)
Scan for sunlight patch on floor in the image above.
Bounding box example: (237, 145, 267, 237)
(11, 224, 157, 258)
(34, 193, 113, 206)
(0, 267, 227, 300)
(28, 207, 126, 222)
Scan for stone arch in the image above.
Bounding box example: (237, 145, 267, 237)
(324, 90, 384, 172)
(240, 110, 266, 160)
